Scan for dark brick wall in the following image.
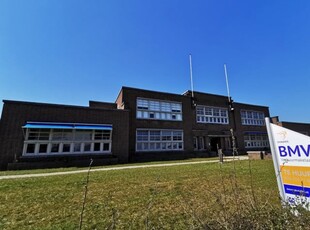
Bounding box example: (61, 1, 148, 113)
(0, 86, 272, 169)
(116, 87, 193, 158)
(89, 101, 117, 109)
(281, 122, 310, 135)
(188, 91, 270, 153)
(117, 87, 271, 157)
(271, 116, 310, 136)
(0, 100, 129, 170)
(233, 102, 270, 152)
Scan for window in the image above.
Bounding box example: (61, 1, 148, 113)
(241, 110, 265, 126)
(26, 144, 36, 153)
(196, 106, 229, 124)
(136, 129, 184, 152)
(22, 123, 112, 156)
(136, 98, 182, 121)
(244, 133, 269, 148)
(28, 129, 50, 140)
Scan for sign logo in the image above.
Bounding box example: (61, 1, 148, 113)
(277, 131, 287, 140)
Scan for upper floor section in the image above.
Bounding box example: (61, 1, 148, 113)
(116, 86, 270, 128)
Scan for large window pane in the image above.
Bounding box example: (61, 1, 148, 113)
(28, 129, 50, 140)
(51, 143, 60, 153)
(244, 134, 269, 148)
(94, 130, 111, 140)
(103, 143, 110, 151)
(137, 130, 149, 141)
(26, 144, 35, 154)
(136, 98, 182, 121)
(63, 144, 71, 152)
(39, 144, 48, 153)
(94, 143, 101, 151)
(74, 143, 82, 152)
(241, 110, 265, 126)
(196, 106, 229, 124)
(24, 126, 112, 155)
(136, 129, 183, 152)
(84, 143, 91, 152)
(150, 131, 160, 141)
(76, 130, 92, 140)
(137, 99, 148, 110)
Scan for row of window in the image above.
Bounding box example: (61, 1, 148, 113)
(24, 142, 111, 155)
(196, 106, 229, 124)
(27, 129, 111, 141)
(136, 98, 265, 126)
(23, 129, 112, 155)
(244, 134, 269, 148)
(136, 129, 183, 151)
(241, 111, 265, 126)
(137, 111, 182, 120)
(136, 129, 269, 151)
(136, 98, 182, 121)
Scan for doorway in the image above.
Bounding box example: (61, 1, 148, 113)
(210, 137, 221, 152)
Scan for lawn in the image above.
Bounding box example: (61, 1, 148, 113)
(0, 159, 309, 229)
(0, 157, 218, 176)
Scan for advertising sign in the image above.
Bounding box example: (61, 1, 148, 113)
(265, 118, 310, 209)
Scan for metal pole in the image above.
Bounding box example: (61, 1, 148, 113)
(224, 64, 231, 103)
(189, 54, 194, 98)
(224, 64, 237, 156)
(265, 117, 286, 201)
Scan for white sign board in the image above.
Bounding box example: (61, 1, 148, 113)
(265, 118, 310, 209)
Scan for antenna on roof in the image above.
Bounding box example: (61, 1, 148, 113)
(189, 54, 194, 98)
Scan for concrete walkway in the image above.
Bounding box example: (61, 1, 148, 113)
(0, 156, 248, 180)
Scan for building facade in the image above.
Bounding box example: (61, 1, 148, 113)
(0, 86, 271, 170)
(0, 100, 129, 170)
(115, 87, 270, 161)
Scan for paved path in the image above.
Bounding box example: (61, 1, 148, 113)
(0, 156, 248, 180)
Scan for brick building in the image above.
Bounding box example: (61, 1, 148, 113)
(116, 87, 270, 161)
(0, 100, 129, 170)
(0, 86, 271, 170)
(271, 116, 310, 136)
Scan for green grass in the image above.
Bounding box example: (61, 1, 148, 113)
(0, 157, 218, 176)
(0, 159, 309, 229)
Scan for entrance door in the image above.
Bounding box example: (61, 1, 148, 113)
(210, 137, 221, 152)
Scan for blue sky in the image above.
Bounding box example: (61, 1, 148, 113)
(0, 0, 309, 123)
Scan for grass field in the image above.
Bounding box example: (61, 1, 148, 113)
(0, 159, 309, 229)
(0, 157, 219, 177)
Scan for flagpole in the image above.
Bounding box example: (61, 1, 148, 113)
(224, 64, 231, 103)
(223, 64, 237, 158)
(265, 117, 286, 201)
(189, 54, 194, 98)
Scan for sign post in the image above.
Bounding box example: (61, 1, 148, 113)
(265, 117, 310, 209)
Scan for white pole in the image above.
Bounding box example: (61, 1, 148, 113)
(265, 117, 286, 201)
(224, 64, 231, 103)
(189, 54, 194, 98)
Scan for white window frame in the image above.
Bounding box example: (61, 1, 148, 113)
(244, 133, 269, 148)
(22, 128, 112, 156)
(136, 129, 184, 152)
(136, 98, 182, 121)
(241, 110, 265, 126)
(196, 105, 229, 125)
